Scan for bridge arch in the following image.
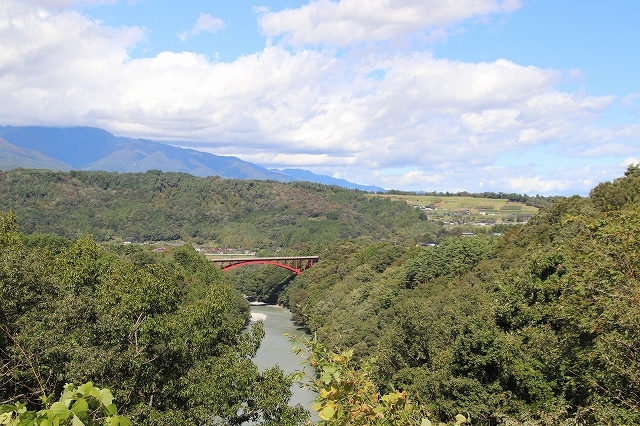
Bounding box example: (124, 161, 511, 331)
(210, 256, 319, 275)
(221, 260, 303, 274)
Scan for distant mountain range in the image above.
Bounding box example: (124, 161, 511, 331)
(0, 126, 385, 192)
(278, 168, 385, 192)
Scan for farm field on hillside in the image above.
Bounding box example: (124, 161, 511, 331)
(372, 194, 539, 225)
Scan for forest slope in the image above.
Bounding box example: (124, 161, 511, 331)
(0, 169, 437, 248)
(0, 214, 309, 424)
(284, 166, 640, 425)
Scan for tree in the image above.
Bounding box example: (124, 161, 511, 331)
(0, 214, 308, 425)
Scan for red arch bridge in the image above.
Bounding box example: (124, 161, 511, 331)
(209, 256, 319, 275)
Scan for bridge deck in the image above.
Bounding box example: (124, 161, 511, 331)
(208, 256, 319, 262)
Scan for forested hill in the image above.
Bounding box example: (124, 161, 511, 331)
(0, 214, 310, 424)
(281, 166, 640, 425)
(0, 169, 437, 247)
(2, 166, 640, 424)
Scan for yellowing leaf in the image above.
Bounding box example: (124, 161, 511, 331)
(455, 413, 468, 424)
(319, 405, 336, 420)
(98, 389, 114, 407)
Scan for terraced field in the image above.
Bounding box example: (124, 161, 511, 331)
(372, 194, 538, 224)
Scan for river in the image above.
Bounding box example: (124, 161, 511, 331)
(249, 304, 318, 421)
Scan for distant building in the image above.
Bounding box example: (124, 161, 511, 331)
(417, 242, 437, 247)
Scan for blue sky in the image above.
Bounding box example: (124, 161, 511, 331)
(1, 0, 638, 195)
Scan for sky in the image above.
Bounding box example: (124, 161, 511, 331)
(1, 0, 639, 195)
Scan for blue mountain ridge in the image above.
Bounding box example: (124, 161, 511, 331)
(0, 137, 72, 171)
(278, 168, 385, 192)
(0, 126, 385, 191)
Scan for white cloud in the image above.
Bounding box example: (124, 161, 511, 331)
(259, 0, 523, 46)
(622, 157, 640, 167)
(509, 176, 569, 194)
(0, 0, 637, 195)
(0, 2, 144, 124)
(177, 13, 225, 42)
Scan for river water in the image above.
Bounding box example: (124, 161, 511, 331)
(249, 304, 318, 421)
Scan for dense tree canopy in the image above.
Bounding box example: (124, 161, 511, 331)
(0, 169, 437, 248)
(3, 166, 640, 425)
(0, 215, 308, 425)
(283, 166, 640, 425)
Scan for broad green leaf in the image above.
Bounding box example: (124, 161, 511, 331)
(47, 402, 70, 421)
(98, 389, 114, 407)
(421, 419, 432, 426)
(381, 393, 398, 403)
(109, 415, 131, 426)
(104, 404, 117, 416)
(0, 405, 15, 415)
(70, 399, 88, 417)
(78, 383, 96, 398)
(71, 414, 85, 426)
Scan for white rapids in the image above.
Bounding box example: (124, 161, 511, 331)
(250, 312, 268, 322)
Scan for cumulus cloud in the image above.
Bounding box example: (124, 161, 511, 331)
(177, 13, 226, 42)
(0, 2, 144, 124)
(509, 176, 569, 194)
(0, 0, 637, 195)
(259, 0, 523, 46)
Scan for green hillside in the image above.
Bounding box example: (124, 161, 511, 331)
(0, 169, 440, 248)
(4, 166, 640, 425)
(284, 166, 640, 424)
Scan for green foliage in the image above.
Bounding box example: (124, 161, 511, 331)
(402, 235, 496, 288)
(227, 265, 294, 304)
(0, 211, 18, 235)
(287, 241, 410, 358)
(590, 163, 640, 211)
(0, 215, 307, 425)
(5, 165, 640, 425)
(285, 166, 640, 424)
(0, 382, 130, 426)
(294, 336, 438, 426)
(0, 169, 433, 248)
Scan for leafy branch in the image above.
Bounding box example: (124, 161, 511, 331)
(0, 382, 130, 426)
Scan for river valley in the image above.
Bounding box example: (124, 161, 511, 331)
(249, 304, 318, 420)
